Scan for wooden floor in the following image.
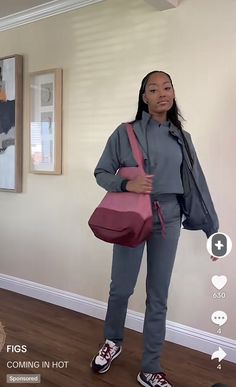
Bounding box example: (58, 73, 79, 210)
(0, 289, 235, 387)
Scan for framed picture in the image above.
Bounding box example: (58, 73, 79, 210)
(0, 54, 23, 192)
(29, 68, 62, 174)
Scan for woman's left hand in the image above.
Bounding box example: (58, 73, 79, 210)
(210, 255, 219, 261)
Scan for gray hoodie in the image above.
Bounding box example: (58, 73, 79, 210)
(94, 111, 219, 237)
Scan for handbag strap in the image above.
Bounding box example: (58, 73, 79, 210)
(126, 123, 145, 172)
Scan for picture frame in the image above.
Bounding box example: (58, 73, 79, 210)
(0, 54, 23, 192)
(29, 68, 62, 174)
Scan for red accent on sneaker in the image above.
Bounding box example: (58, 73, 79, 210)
(91, 340, 122, 374)
(151, 372, 172, 384)
(138, 371, 173, 387)
(100, 342, 114, 360)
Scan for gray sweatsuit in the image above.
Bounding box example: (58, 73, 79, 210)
(94, 111, 217, 373)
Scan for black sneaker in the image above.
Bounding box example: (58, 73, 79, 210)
(90, 339, 122, 373)
(137, 371, 173, 387)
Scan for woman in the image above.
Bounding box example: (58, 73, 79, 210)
(90, 71, 219, 387)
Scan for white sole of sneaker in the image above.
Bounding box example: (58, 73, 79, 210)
(90, 346, 122, 374)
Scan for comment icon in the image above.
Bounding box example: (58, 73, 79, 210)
(211, 311, 228, 327)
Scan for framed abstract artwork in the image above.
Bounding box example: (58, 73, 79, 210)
(0, 54, 23, 192)
(29, 68, 62, 174)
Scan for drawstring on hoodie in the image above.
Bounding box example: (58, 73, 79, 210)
(153, 200, 166, 239)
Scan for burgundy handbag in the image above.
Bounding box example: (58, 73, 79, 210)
(88, 123, 153, 247)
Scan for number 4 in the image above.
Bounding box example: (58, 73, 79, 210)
(217, 364, 222, 370)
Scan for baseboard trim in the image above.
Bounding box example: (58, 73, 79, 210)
(0, 273, 235, 363)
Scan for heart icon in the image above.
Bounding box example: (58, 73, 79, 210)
(211, 275, 227, 290)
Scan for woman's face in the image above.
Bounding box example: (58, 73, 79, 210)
(142, 72, 175, 117)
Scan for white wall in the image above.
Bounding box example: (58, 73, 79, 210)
(0, 0, 235, 341)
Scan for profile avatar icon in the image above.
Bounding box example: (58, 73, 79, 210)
(0, 321, 6, 352)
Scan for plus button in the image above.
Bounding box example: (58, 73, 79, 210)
(215, 240, 224, 250)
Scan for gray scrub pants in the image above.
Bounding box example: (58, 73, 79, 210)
(104, 193, 182, 373)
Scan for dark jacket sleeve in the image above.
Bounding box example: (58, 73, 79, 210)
(186, 132, 219, 237)
(94, 125, 125, 192)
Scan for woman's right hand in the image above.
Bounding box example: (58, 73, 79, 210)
(126, 175, 154, 194)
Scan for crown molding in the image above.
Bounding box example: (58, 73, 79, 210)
(0, 0, 104, 32)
